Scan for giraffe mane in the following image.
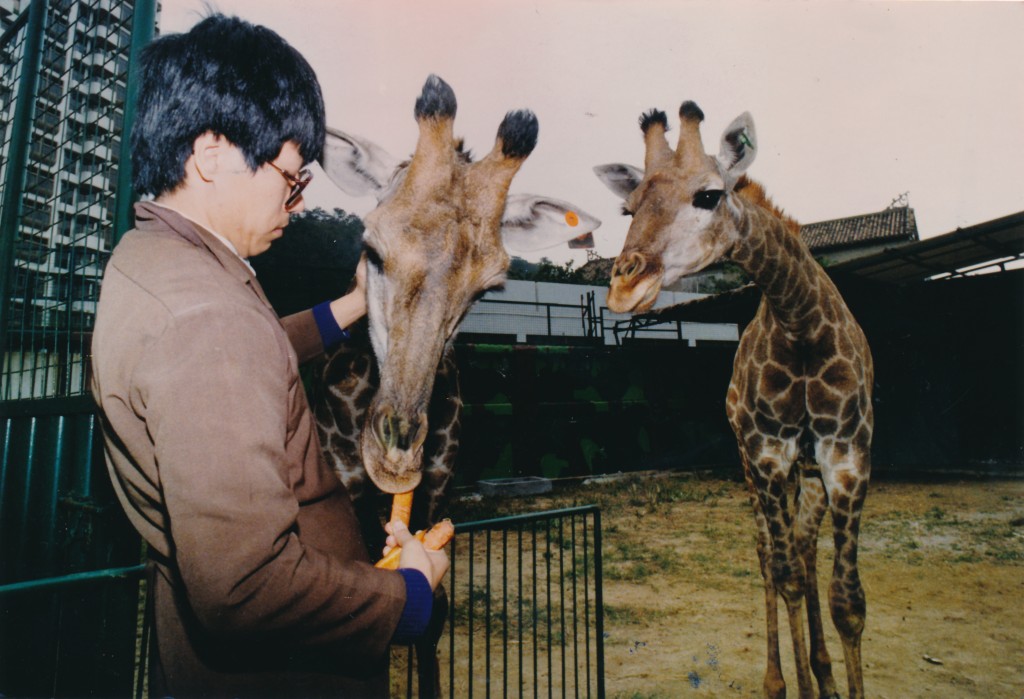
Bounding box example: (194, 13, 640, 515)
(396, 138, 473, 171)
(735, 175, 801, 236)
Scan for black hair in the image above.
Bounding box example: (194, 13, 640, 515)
(498, 110, 538, 159)
(130, 14, 325, 197)
(414, 74, 457, 121)
(679, 101, 705, 123)
(639, 109, 668, 134)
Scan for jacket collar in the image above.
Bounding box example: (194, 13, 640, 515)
(133, 200, 273, 309)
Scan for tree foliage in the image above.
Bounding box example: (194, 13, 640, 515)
(250, 207, 364, 315)
(507, 257, 611, 286)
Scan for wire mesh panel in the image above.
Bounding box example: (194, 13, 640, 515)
(0, 0, 144, 400)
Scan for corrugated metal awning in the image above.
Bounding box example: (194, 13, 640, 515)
(829, 210, 1024, 284)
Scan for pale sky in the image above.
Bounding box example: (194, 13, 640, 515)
(161, 1, 1024, 265)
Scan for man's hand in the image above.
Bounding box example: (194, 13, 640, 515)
(328, 255, 368, 328)
(384, 520, 450, 590)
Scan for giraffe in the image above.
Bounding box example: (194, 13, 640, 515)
(595, 102, 873, 699)
(311, 74, 601, 543)
(309, 316, 461, 549)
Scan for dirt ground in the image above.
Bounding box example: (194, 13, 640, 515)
(446, 472, 1024, 699)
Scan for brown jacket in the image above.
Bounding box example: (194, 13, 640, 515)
(91, 202, 404, 697)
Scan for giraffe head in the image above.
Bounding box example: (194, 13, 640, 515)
(321, 75, 599, 493)
(595, 102, 757, 313)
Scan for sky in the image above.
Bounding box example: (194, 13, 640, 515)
(160, 0, 1024, 266)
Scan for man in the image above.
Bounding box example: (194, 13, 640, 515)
(90, 14, 448, 696)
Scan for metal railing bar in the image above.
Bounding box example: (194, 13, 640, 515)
(583, 518, 591, 699)
(517, 525, 524, 698)
(0, 563, 146, 596)
(545, 518, 552, 699)
(501, 526, 509, 699)
(468, 530, 476, 698)
(593, 509, 605, 699)
(455, 505, 599, 534)
(485, 527, 492, 697)
(558, 516, 566, 699)
(532, 523, 538, 699)
(571, 515, 580, 698)
(448, 531, 457, 699)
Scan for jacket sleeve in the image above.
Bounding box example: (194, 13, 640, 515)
(136, 300, 405, 657)
(279, 308, 325, 364)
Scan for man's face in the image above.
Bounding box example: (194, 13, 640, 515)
(215, 140, 307, 258)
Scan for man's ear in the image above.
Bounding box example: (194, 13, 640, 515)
(593, 163, 644, 200)
(190, 131, 230, 183)
(320, 127, 400, 200)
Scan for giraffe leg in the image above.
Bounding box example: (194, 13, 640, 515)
(795, 465, 840, 699)
(821, 452, 870, 699)
(749, 455, 816, 699)
(742, 457, 786, 699)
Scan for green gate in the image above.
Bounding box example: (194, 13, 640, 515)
(0, 0, 156, 695)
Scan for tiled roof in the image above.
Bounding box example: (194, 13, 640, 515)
(802, 207, 919, 252)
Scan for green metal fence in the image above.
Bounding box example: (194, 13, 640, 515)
(0, 507, 606, 699)
(442, 506, 605, 699)
(0, 0, 154, 401)
(0, 1, 156, 694)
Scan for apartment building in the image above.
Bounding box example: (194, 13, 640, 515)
(1, 0, 153, 397)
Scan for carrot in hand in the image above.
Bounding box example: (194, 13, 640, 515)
(420, 518, 455, 550)
(374, 519, 455, 570)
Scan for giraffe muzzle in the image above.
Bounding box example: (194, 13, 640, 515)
(361, 406, 428, 493)
(613, 251, 646, 282)
(607, 251, 662, 313)
(374, 410, 426, 454)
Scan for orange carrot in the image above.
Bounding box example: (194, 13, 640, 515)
(374, 519, 455, 570)
(390, 491, 414, 527)
(421, 518, 455, 550)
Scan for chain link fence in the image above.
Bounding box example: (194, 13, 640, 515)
(0, 0, 153, 400)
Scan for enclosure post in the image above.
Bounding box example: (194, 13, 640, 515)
(112, 0, 158, 245)
(0, 0, 47, 367)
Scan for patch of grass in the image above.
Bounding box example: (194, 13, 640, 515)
(604, 604, 668, 627)
(603, 540, 679, 582)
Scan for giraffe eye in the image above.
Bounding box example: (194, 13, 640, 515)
(363, 244, 384, 271)
(693, 189, 724, 211)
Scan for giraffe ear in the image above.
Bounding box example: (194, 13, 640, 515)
(716, 112, 757, 190)
(593, 163, 645, 200)
(500, 194, 602, 253)
(320, 127, 401, 201)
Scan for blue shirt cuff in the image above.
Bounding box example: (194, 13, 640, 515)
(392, 568, 433, 645)
(312, 300, 351, 349)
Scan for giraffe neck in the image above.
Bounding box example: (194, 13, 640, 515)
(727, 197, 832, 339)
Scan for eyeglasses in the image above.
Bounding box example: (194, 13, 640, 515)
(266, 161, 313, 208)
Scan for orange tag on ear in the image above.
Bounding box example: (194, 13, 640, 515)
(565, 211, 580, 227)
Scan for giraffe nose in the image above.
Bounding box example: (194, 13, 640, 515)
(612, 251, 646, 282)
(374, 409, 426, 455)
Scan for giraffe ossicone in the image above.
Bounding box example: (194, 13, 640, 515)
(597, 101, 873, 699)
